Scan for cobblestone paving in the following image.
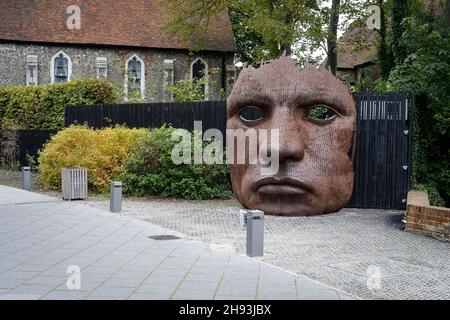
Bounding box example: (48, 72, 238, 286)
(0, 186, 350, 300)
(84, 198, 450, 300)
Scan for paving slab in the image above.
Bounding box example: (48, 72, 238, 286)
(0, 185, 351, 300)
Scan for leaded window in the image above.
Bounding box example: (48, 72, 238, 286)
(54, 53, 69, 83)
(192, 58, 207, 97)
(128, 57, 142, 96)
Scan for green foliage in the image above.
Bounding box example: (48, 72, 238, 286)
(376, 0, 393, 80)
(391, 0, 412, 64)
(228, 7, 264, 63)
(168, 68, 218, 102)
(120, 125, 232, 200)
(308, 106, 329, 120)
(168, 77, 209, 102)
(386, 18, 450, 206)
(0, 79, 118, 129)
(373, 3, 449, 206)
(26, 154, 37, 171)
(157, 0, 367, 63)
(38, 125, 147, 192)
(353, 67, 382, 92)
(377, 0, 429, 80)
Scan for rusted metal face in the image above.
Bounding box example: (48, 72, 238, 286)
(227, 56, 356, 216)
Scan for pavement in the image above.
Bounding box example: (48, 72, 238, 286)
(0, 185, 352, 300)
(84, 198, 450, 300)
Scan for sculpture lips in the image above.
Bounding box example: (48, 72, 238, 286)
(255, 177, 311, 195)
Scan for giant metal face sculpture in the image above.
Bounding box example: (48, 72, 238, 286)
(227, 56, 356, 216)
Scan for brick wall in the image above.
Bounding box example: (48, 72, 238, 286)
(405, 191, 450, 241)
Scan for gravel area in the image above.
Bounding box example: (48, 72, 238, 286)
(0, 169, 38, 190)
(83, 197, 450, 300)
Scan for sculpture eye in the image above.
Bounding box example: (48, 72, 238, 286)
(239, 106, 263, 123)
(307, 105, 337, 122)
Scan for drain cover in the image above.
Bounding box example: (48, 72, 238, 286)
(148, 235, 181, 241)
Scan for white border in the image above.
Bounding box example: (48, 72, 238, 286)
(125, 54, 145, 100)
(50, 51, 72, 84)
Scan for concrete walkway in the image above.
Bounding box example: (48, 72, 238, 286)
(0, 185, 352, 300)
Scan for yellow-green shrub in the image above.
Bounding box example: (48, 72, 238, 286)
(38, 125, 148, 192)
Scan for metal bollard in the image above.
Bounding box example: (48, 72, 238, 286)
(110, 181, 122, 213)
(246, 210, 264, 257)
(22, 167, 31, 191)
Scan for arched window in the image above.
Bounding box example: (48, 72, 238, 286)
(191, 58, 208, 99)
(125, 55, 145, 99)
(51, 51, 72, 83)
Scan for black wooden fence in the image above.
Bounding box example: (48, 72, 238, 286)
(0, 130, 57, 167)
(65, 93, 414, 210)
(65, 101, 228, 133)
(17, 130, 58, 166)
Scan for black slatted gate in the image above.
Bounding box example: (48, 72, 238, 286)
(347, 92, 413, 210)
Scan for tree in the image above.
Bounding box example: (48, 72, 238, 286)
(377, 0, 395, 80)
(389, 22, 449, 206)
(379, 6, 450, 206)
(228, 6, 264, 63)
(392, 0, 411, 63)
(446, 0, 450, 31)
(158, 0, 322, 63)
(325, 0, 341, 75)
(157, 0, 366, 65)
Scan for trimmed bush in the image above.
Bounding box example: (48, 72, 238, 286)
(38, 125, 147, 192)
(120, 126, 232, 200)
(0, 79, 118, 129)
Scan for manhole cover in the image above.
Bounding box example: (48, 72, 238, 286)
(148, 235, 181, 241)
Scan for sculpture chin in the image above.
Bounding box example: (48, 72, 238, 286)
(240, 191, 354, 217)
(233, 172, 355, 217)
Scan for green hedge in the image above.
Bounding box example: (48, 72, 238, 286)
(0, 79, 118, 129)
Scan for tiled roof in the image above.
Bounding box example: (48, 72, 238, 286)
(0, 0, 237, 52)
(320, 21, 378, 70)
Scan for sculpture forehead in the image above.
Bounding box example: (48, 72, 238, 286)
(228, 56, 354, 111)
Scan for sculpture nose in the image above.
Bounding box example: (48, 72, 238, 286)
(269, 107, 305, 163)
